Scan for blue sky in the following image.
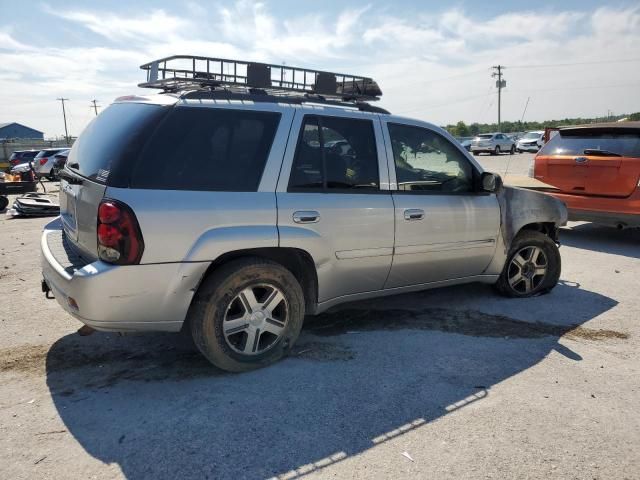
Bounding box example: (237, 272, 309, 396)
(1, 0, 639, 137)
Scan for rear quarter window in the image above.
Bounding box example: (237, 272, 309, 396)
(130, 107, 281, 192)
(67, 103, 169, 184)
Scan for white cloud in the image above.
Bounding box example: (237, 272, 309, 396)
(46, 7, 189, 43)
(1, 2, 640, 138)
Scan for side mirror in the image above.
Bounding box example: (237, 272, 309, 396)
(481, 172, 503, 193)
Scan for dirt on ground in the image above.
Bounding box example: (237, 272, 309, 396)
(1, 165, 639, 480)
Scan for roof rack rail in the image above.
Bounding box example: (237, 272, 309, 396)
(139, 55, 382, 102)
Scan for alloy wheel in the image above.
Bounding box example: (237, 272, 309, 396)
(223, 284, 288, 355)
(507, 246, 548, 294)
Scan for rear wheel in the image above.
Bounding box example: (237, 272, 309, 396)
(495, 230, 561, 298)
(189, 257, 305, 372)
(493, 145, 501, 155)
(509, 145, 515, 155)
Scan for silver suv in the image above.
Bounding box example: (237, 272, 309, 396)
(471, 133, 516, 155)
(41, 56, 567, 372)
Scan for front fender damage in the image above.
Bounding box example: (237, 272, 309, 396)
(497, 186, 568, 250)
(484, 186, 567, 276)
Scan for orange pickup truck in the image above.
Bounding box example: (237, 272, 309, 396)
(533, 122, 640, 228)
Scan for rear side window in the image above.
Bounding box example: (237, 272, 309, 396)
(131, 108, 281, 191)
(539, 131, 640, 158)
(68, 103, 168, 184)
(288, 115, 379, 192)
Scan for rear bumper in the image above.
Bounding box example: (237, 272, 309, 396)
(40, 218, 209, 332)
(546, 190, 640, 227)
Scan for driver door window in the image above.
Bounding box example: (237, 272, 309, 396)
(388, 123, 474, 193)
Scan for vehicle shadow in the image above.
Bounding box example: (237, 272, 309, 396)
(561, 223, 640, 259)
(44, 283, 619, 479)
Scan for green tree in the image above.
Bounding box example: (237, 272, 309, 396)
(453, 121, 469, 137)
(628, 112, 640, 121)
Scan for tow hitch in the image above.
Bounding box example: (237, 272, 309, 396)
(41, 279, 54, 299)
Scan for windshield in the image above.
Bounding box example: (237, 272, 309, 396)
(539, 132, 640, 158)
(522, 132, 541, 139)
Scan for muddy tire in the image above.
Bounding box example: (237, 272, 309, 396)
(495, 230, 561, 298)
(188, 257, 305, 372)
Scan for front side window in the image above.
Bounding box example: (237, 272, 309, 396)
(388, 123, 474, 193)
(288, 115, 379, 192)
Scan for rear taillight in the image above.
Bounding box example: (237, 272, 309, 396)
(97, 199, 144, 265)
(39, 157, 48, 165)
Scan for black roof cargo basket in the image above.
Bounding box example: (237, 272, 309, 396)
(139, 55, 383, 102)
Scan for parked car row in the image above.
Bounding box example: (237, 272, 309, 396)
(7, 148, 69, 180)
(454, 130, 546, 155)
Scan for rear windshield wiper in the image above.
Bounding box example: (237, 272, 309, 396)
(58, 169, 83, 185)
(583, 148, 622, 157)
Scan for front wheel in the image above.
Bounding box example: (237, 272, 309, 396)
(189, 257, 305, 372)
(495, 230, 561, 298)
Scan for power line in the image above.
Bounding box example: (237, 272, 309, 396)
(509, 81, 640, 94)
(509, 57, 640, 69)
(56, 98, 70, 146)
(395, 91, 494, 115)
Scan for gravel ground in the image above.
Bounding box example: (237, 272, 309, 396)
(1, 154, 639, 479)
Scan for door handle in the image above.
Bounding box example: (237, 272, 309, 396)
(293, 210, 320, 224)
(404, 208, 425, 221)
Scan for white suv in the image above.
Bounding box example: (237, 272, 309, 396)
(471, 133, 516, 155)
(41, 56, 567, 372)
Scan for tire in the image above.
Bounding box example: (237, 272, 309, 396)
(472, 151, 479, 156)
(188, 257, 305, 372)
(495, 230, 561, 298)
(0, 196, 8, 211)
(493, 145, 501, 155)
(509, 145, 515, 155)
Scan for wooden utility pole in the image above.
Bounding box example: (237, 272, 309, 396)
(91, 99, 100, 116)
(491, 66, 506, 131)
